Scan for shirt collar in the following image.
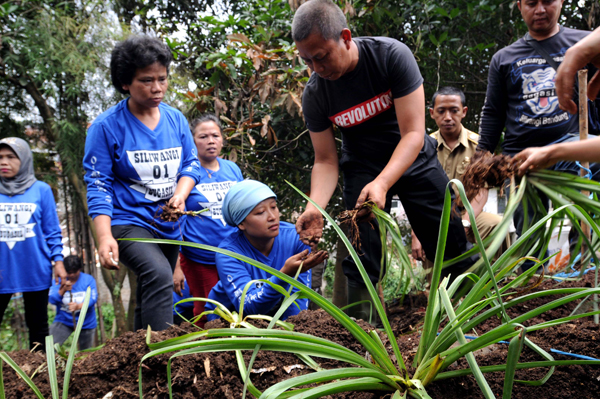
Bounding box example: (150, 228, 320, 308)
(434, 124, 468, 151)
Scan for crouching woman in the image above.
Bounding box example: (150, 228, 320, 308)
(205, 180, 327, 321)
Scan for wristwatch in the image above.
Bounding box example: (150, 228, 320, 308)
(461, 219, 471, 229)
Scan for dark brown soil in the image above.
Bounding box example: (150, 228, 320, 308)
(3, 273, 600, 398)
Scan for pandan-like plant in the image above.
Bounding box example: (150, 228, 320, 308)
(133, 177, 600, 399)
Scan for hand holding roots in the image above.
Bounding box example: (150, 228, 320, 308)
(458, 151, 522, 208)
(159, 203, 208, 222)
(338, 200, 376, 250)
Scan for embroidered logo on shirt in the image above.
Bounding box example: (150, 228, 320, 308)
(126, 147, 182, 201)
(0, 203, 37, 250)
(329, 90, 393, 128)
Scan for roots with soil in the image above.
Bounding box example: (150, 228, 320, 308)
(458, 151, 521, 208)
(158, 203, 208, 222)
(338, 200, 376, 251)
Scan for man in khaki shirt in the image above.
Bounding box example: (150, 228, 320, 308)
(412, 87, 507, 262)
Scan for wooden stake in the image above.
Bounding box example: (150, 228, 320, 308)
(578, 70, 591, 259)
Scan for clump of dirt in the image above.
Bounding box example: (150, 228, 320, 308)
(158, 203, 207, 222)
(3, 273, 600, 399)
(459, 151, 520, 206)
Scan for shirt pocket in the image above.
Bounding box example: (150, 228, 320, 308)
(456, 157, 471, 178)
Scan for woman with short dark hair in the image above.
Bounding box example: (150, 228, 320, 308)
(83, 35, 201, 331)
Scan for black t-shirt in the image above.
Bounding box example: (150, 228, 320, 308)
(302, 37, 423, 165)
(478, 27, 590, 155)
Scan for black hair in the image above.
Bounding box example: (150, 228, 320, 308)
(292, 0, 348, 42)
(431, 86, 466, 108)
(110, 35, 173, 95)
(64, 255, 83, 274)
(190, 114, 223, 135)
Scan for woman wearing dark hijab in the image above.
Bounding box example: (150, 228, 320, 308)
(0, 137, 66, 351)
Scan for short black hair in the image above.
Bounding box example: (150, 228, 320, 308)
(110, 35, 173, 95)
(292, 0, 348, 42)
(64, 255, 83, 274)
(190, 114, 223, 135)
(431, 86, 466, 108)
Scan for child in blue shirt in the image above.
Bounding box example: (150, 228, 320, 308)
(0, 137, 66, 351)
(83, 36, 201, 331)
(175, 114, 244, 327)
(205, 180, 328, 321)
(49, 255, 98, 350)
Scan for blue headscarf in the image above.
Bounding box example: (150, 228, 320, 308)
(222, 180, 277, 227)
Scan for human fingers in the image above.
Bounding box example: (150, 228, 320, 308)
(355, 206, 373, 222)
(588, 70, 600, 102)
(169, 195, 185, 212)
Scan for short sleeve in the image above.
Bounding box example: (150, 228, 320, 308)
(385, 40, 423, 99)
(302, 77, 333, 133)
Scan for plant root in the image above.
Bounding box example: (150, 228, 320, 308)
(459, 151, 521, 208)
(338, 200, 377, 250)
(159, 203, 208, 222)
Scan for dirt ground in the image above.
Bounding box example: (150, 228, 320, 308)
(3, 273, 600, 398)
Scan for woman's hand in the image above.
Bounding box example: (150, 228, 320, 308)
(54, 260, 67, 288)
(173, 260, 185, 296)
(281, 249, 329, 277)
(98, 234, 120, 270)
(168, 194, 186, 212)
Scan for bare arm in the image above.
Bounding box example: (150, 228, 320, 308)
(516, 138, 600, 174)
(169, 176, 196, 211)
(356, 85, 425, 208)
(556, 27, 600, 114)
(466, 188, 488, 220)
(296, 128, 339, 244)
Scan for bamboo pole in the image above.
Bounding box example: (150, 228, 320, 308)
(578, 69, 598, 324)
(578, 70, 590, 249)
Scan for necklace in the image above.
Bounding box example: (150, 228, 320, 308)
(204, 167, 213, 178)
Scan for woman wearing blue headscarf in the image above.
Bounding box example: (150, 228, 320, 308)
(205, 180, 328, 321)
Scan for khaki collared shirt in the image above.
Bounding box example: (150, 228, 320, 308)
(430, 125, 479, 181)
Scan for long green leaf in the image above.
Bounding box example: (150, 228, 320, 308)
(285, 377, 394, 399)
(503, 327, 525, 399)
(260, 368, 400, 398)
(0, 353, 44, 399)
(63, 286, 91, 399)
(439, 284, 495, 398)
(435, 359, 600, 380)
(45, 335, 59, 399)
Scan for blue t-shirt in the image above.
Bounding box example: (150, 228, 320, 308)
(49, 272, 98, 330)
(83, 99, 201, 240)
(181, 158, 243, 264)
(0, 181, 64, 294)
(206, 222, 311, 321)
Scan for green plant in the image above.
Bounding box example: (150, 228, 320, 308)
(0, 287, 92, 399)
(129, 176, 600, 398)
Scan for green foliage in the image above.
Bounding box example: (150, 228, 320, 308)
(130, 177, 600, 398)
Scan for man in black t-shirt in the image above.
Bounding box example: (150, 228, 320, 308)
(292, 0, 476, 320)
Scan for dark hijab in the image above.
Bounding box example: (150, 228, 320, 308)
(0, 137, 37, 196)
